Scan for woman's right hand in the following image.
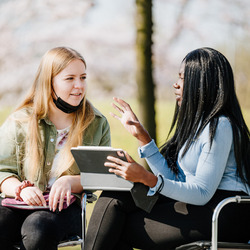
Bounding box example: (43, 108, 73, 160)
(105, 151, 158, 187)
(20, 186, 47, 207)
(110, 97, 152, 146)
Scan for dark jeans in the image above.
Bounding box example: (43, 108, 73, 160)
(0, 199, 82, 250)
(84, 190, 250, 250)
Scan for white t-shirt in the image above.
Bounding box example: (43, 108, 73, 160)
(47, 126, 70, 188)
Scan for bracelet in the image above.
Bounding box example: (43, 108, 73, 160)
(157, 175, 164, 193)
(15, 180, 34, 201)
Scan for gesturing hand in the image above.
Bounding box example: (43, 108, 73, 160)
(110, 97, 151, 146)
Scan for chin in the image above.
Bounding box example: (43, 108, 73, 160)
(71, 102, 82, 107)
(69, 97, 83, 106)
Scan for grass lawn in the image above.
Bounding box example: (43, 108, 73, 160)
(1, 99, 250, 250)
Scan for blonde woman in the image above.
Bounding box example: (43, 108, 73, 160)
(0, 47, 111, 250)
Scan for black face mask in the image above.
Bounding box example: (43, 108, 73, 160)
(52, 86, 83, 114)
(53, 96, 83, 114)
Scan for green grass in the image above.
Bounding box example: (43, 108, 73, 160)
(1, 100, 250, 250)
(0, 107, 13, 124)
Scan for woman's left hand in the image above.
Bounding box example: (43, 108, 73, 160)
(110, 97, 152, 146)
(49, 176, 72, 212)
(104, 151, 157, 186)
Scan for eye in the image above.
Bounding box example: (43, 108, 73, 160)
(178, 74, 184, 80)
(81, 76, 87, 80)
(66, 77, 74, 81)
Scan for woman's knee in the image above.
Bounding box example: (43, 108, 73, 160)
(21, 211, 59, 250)
(100, 191, 136, 211)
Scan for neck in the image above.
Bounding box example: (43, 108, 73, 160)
(49, 103, 73, 130)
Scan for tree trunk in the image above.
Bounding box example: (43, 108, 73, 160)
(135, 0, 156, 143)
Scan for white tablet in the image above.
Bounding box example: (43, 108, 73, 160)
(71, 146, 133, 191)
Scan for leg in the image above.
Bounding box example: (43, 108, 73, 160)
(0, 202, 24, 250)
(123, 197, 213, 249)
(85, 191, 210, 250)
(123, 190, 250, 249)
(85, 190, 250, 250)
(21, 203, 81, 250)
(84, 191, 137, 250)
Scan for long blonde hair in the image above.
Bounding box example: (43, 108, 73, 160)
(16, 47, 95, 182)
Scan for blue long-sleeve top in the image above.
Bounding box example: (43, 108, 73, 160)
(138, 116, 250, 205)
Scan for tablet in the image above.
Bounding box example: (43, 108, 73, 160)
(71, 146, 133, 191)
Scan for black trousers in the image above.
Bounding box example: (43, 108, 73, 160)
(0, 199, 82, 250)
(84, 190, 250, 250)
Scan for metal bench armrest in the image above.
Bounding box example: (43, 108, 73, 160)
(211, 195, 250, 250)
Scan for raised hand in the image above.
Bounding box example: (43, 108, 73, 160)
(110, 97, 152, 146)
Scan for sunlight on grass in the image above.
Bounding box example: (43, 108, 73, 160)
(0, 107, 13, 124)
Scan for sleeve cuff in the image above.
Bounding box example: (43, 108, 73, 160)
(147, 174, 164, 196)
(138, 139, 159, 158)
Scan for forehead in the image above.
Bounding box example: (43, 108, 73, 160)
(60, 59, 86, 75)
(179, 62, 185, 75)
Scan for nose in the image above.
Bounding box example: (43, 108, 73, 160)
(74, 79, 84, 88)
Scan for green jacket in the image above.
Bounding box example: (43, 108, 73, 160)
(0, 106, 111, 197)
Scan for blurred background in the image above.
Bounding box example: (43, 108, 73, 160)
(0, 0, 249, 106)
